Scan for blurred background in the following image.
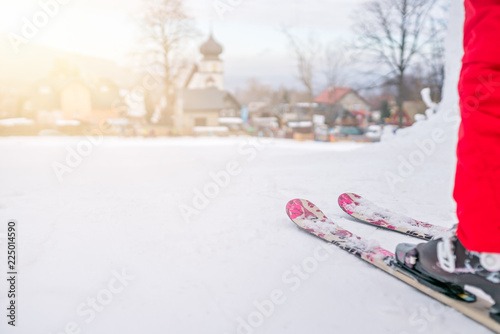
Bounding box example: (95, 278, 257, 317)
(0, 0, 448, 140)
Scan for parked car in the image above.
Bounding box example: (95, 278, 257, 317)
(329, 126, 370, 142)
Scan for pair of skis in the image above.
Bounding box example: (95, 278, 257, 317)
(286, 193, 500, 333)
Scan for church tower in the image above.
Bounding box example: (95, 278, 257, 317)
(186, 34, 224, 90)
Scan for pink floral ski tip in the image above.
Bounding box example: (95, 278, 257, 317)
(286, 199, 305, 220)
(338, 193, 357, 214)
(286, 199, 325, 221)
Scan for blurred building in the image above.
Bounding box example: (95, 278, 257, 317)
(24, 60, 121, 126)
(0, 87, 22, 119)
(314, 87, 372, 126)
(387, 100, 427, 126)
(60, 80, 92, 120)
(178, 33, 240, 135)
(185, 34, 225, 91)
(316, 87, 371, 111)
(368, 93, 426, 126)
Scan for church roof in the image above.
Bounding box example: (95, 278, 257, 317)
(182, 88, 226, 111)
(183, 64, 199, 88)
(182, 88, 240, 111)
(200, 34, 223, 60)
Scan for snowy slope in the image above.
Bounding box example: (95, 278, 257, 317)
(0, 134, 489, 334)
(0, 3, 490, 334)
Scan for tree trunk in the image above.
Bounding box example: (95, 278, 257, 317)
(398, 0, 408, 128)
(397, 72, 405, 128)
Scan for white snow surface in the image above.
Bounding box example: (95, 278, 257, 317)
(1, 3, 490, 334)
(0, 134, 489, 334)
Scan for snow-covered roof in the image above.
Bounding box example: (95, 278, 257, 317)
(56, 119, 81, 126)
(288, 121, 313, 128)
(0, 118, 35, 126)
(106, 118, 129, 126)
(193, 126, 228, 133)
(219, 117, 243, 125)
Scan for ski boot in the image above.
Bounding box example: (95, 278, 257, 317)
(395, 227, 500, 322)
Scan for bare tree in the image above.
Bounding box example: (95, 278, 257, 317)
(137, 0, 198, 126)
(323, 44, 349, 91)
(234, 78, 292, 123)
(353, 0, 438, 127)
(321, 43, 350, 125)
(424, 10, 447, 102)
(282, 29, 320, 116)
(235, 78, 275, 106)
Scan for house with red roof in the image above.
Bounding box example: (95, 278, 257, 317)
(314, 87, 372, 126)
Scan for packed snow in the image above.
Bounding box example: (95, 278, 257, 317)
(0, 2, 492, 334)
(1, 134, 487, 334)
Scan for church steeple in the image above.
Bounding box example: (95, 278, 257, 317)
(185, 32, 224, 90)
(200, 34, 223, 60)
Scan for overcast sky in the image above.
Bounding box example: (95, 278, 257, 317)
(0, 0, 365, 90)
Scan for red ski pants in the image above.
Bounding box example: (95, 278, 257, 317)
(456, 0, 500, 252)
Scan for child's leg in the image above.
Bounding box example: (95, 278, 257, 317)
(455, 0, 500, 252)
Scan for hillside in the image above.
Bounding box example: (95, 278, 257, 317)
(0, 31, 136, 88)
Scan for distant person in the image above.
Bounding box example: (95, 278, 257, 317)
(396, 0, 500, 315)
